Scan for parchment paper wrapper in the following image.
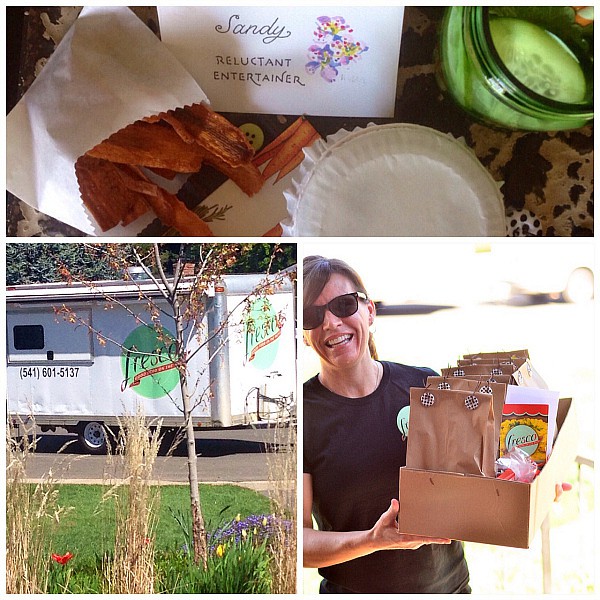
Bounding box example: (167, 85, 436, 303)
(6, 6, 208, 236)
(280, 123, 507, 237)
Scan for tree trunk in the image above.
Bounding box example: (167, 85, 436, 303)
(183, 384, 207, 567)
(174, 295, 207, 567)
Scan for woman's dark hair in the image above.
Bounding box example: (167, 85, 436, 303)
(303, 255, 378, 359)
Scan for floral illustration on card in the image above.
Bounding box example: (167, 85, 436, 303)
(305, 16, 369, 82)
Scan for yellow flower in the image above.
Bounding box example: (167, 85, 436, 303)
(262, 517, 268, 527)
(216, 544, 225, 558)
(235, 513, 241, 522)
(241, 528, 247, 539)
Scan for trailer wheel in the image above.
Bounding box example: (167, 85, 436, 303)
(78, 421, 107, 454)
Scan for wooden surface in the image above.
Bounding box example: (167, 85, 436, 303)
(6, 6, 594, 237)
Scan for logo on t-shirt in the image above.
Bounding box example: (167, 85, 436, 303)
(396, 405, 410, 440)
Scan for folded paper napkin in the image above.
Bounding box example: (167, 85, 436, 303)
(6, 6, 208, 235)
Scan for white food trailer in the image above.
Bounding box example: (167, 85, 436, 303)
(6, 271, 296, 453)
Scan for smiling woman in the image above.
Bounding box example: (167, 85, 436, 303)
(301, 240, 594, 594)
(301, 255, 470, 594)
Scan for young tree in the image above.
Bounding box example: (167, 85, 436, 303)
(54, 242, 295, 566)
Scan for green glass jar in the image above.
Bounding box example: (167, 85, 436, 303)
(438, 6, 594, 131)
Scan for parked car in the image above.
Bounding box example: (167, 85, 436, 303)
(485, 243, 594, 304)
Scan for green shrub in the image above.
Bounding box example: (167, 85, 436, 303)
(155, 541, 272, 593)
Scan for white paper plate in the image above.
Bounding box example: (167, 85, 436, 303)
(281, 123, 507, 236)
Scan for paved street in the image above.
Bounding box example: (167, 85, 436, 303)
(19, 425, 295, 497)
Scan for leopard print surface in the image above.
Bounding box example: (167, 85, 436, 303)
(6, 6, 593, 237)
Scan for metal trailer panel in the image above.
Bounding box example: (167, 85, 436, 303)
(224, 288, 296, 422)
(6, 273, 296, 429)
(7, 297, 210, 425)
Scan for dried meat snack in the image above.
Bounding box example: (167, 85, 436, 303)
(76, 102, 264, 234)
(75, 155, 149, 230)
(115, 164, 214, 237)
(75, 155, 213, 236)
(198, 148, 265, 196)
(86, 120, 205, 173)
(155, 103, 254, 167)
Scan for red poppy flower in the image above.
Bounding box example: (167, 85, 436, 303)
(51, 552, 74, 565)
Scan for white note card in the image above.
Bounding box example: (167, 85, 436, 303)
(158, 6, 404, 118)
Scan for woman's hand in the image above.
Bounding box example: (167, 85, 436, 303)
(555, 482, 573, 502)
(304, 474, 450, 569)
(369, 499, 451, 550)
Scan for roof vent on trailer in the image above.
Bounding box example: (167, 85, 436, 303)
(124, 266, 150, 281)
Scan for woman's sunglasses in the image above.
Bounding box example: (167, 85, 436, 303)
(303, 291, 368, 330)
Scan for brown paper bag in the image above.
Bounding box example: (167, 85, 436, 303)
(427, 376, 506, 458)
(462, 349, 529, 361)
(441, 364, 515, 379)
(407, 387, 496, 477)
(458, 356, 527, 369)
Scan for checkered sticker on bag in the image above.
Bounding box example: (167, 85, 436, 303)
(465, 395, 479, 410)
(479, 385, 493, 395)
(453, 369, 465, 377)
(438, 382, 451, 390)
(491, 368, 502, 376)
(421, 392, 435, 406)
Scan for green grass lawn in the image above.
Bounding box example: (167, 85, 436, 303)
(48, 483, 271, 560)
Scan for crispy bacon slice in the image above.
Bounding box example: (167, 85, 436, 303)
(86, 120, 205, 173)
(75, 154, 149, 230)
(114, 164, 214, 237)
(75, 155, 213, 236)
(77, 102, 263, 233)
(156, 103, 254, 167)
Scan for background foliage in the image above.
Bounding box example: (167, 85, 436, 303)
(6, 243, 296, 285)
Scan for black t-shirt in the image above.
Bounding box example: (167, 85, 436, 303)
(304, 361, 470, 594)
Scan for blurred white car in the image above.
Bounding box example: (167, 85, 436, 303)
(485, 244, 594, 304)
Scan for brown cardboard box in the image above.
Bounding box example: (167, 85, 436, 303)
(398, 398, 577, 548)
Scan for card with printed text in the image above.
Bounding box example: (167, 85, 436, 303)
(158, 6, 403, 117)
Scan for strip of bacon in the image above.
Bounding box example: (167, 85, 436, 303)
(86, 120, 204, 173)
(75, 155, 149, 230)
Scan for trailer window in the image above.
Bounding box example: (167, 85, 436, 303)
(13, 325, 45, 350)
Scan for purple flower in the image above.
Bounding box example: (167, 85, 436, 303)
(305, 61, 321, 75)
(321, 64, 339, 82)
(306, 16, 368, 82)
(207, 514, 293, 553)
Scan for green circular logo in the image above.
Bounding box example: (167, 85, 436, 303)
(505, 424, 539, 457)
(120, 325, 180, 399)
(245, 298, 282, 370)
(397, 406, 410, 439)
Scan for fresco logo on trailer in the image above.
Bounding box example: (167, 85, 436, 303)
(120, 325, 180, 398)
(245, 297, 282, 369)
